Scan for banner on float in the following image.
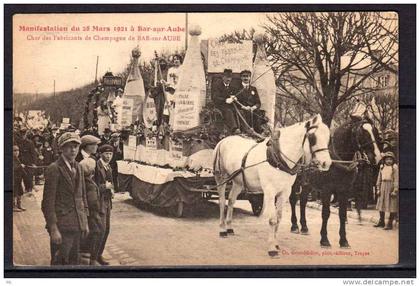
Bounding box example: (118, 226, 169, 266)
(207, 39, 253, 73)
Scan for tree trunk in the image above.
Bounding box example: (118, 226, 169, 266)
(321, 108, 334, 128)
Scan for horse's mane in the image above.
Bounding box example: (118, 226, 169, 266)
(331, 120, 359, 160)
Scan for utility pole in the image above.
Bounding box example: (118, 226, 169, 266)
(95, 56, 99, 84)
(185, 13, 188, 50)
(53, 80, 56, 97)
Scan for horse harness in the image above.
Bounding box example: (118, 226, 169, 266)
(215, 125, 327, 192)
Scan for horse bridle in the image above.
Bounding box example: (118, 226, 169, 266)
(271, 124, 329, 168)
(304, 126, 330, 158)
(352, 122, 378, 152)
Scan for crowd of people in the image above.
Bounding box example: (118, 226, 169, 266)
(13, 118, 125, 265)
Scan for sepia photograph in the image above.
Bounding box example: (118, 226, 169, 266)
(5, 5, 413, 276)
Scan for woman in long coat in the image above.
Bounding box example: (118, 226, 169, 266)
(374, 152, 399, 230)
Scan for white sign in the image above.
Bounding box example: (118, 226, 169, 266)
(170, 140, 183, 160)
(207, 39, 253, 73)
(128, 135, 137, 148)
(172, 88, 205, 131)
(117, 98, 133, 127)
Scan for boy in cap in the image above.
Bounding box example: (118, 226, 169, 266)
(212, 68, 240, 134)
(75, 134, 100, 260)
(76, 134, 101, 162)
(94, 144, 115, 265)
(41, 132, 89, 265)
(235, 70, 263, 133)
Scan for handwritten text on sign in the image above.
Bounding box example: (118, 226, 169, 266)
(207, 39, 253, 73)
(118, 98, 133, 127)
(172, 88, 205, 131)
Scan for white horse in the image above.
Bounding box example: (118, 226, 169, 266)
(213, 114, 332, 256)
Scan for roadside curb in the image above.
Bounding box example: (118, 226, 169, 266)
(305, 201, 380, 225)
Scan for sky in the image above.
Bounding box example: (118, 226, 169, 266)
(13, 13, 268, 93)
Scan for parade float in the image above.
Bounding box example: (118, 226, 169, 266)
(95, 27, 277, 217)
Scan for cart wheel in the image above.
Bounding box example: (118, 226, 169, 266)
(249, 195, 264, 216)
(168, 201, 184, 218)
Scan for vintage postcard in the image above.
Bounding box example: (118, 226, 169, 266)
(11, 10, 400, 268)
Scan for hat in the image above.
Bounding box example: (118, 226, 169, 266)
(58, 132, 81, 147)
(99, 144, 114, 153)
(81, 135, 101, 147)
(240, 69, 252, 76)
(111, 132, 120, 139)
(382, 152, 395, 160)
(223, 69, 233, 76)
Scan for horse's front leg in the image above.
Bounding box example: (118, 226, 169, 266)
(261, 183, 280, 257)
(225, 183, 242, 235)
(299, 185, 310, 235)
(320, 191, 332, 248)
(338, 191, 351, 248)
(289, 183, 299, 234)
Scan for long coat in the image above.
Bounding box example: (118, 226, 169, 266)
(235, 85, 261, 109)
(41, 156, 89, 232)
(84, 176, 104, 233)
(13, 155, 25, 197)
(95, 159, 114, 212)
(211, 77, 239, 109)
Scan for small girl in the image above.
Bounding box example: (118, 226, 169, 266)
(374, 152, 399, 230)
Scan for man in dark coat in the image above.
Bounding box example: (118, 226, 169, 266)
(41, 132, 89, 265)
(211, 69, 240, 134)
(16, 129, 37, 193)
(94, 144, 115, 265)
(13, 145, 26, 212)
(235, 70, 263, 133)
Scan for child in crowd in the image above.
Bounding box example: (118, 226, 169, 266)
(374, 152, 399, 230)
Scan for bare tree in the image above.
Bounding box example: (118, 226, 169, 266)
(264, 12, 398, 126)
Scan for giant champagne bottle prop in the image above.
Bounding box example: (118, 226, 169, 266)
(171, 25, 206, 131)
(251, 33, 276, 126)
(123, 46, 146, 124)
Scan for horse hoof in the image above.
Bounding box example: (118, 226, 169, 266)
(219, 231, 228, 238)
(320, 239, 331, 248)
(227, 229, 234, 235)
(291, 225, 300, 234)
(340, 241, 351, 249)
(300, 226, 309, 235)
(268, 250, 279, 257)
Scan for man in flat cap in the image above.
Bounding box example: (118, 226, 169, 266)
(94, 144, 115, 265)
(211, 69, 240, 134)
(76, 135, 101, 162)
(41, 132, 89, 265)
(75, 134, 100, 261)
(236, 69, 264, 133)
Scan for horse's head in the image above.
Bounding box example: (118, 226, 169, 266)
(352, 121, 382, 165)
(303, 114, 332, 171)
